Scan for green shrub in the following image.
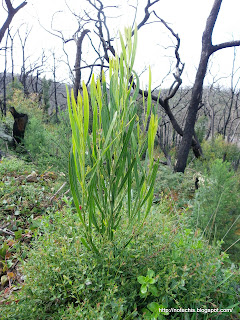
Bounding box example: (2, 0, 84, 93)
(6, 78, 24, 99)
(191, 159, 240, 260)
(0, 157, 31, 175)
(200, 135, 240, 170)
(49, 109, 72, 173)
(2, 201, 239, 319)
(23, 110, 71, 174)
(24, 117, 49, 157)
(68, 27, 158, 252)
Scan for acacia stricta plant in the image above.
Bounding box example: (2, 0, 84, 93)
(68, 27, 159, 252)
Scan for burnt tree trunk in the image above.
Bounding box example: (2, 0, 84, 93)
(9, 107, 28, 147)
(175, 54, 210, 172)
(175, 0, 240, 173)
(2, 33, 8, 116)
(73, 29, 90, 101)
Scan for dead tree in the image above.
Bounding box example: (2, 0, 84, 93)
(1, 30, 9, 116)
(175, 0, 240, 173)
(0, 0, 27, 44)
(73, 29, 90, 100)
(52, 51, 59, 122)
(18, 25, 32, 96)
(40, 8, 92, 101)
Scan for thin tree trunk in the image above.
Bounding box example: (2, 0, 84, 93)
(73, 29, 90, 101)
(3, 33, 9, 116)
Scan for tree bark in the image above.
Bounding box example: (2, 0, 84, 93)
(73, 29, 90, 101)
(175, 0, 240, 173)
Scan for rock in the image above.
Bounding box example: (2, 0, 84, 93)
(26, 171, 38, 182)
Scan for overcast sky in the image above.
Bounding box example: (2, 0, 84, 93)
(1, 0, 240, 89)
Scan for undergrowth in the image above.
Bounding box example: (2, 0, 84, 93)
(2, 200, 239, 320)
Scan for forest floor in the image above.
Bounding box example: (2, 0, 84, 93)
(0, 156, 68, 303)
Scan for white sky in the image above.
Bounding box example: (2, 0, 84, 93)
(1, 0, 240, 89)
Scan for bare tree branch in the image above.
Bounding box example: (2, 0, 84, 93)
(134, 0, 160, 33)
(212, 40, 240, 53)
(0, 0, 27, 43)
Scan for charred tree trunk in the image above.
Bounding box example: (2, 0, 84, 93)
(73, 29, 90, 101)
(175, 54, 210, 172)
(9, 107, 28, 147)
(2, 35, 8, 117)
(53, 55, 58, 122)
(175, 0, 240, 173)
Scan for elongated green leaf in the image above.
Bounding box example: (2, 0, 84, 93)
(127, 153, 132, 217)
(82, 81, 90, 141)
(131, 70, 140, 102)
(140, 162, 159, 207)
(120, 33, 127, 68)
(80, 237, 91, 251)
(141, 284, 147, 294)
(69, 149, 85, 225)
(113, 115, 135, 173)
(147, 66, 152, 118)
(118, 157, 136, 194)
(130, 24, 138, 72)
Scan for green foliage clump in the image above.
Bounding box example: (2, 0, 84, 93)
(154, 165, 184, 194)
(24, 117, 49, 156)
(2, 202, 239, 319)
(201, 135, 240, 169)
(68, 27, 159, 252)
(0, 157, 30, 176)
(6, 78, 24, 99)
(23, 109, 71, 174)
(191, 159, 240, 259)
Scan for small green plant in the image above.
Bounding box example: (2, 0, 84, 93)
(68, 27, 159, 252)
(138, 269, 159, 298)
(142, 302, 169, 320)
(138, 270, 169, 320)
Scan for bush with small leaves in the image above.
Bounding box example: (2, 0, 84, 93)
(191, 159, 240, 260)
(2, 200, 239, 319)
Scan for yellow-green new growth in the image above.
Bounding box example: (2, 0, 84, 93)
(67, 26, 159, 253)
